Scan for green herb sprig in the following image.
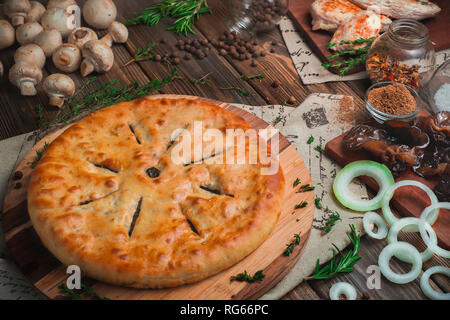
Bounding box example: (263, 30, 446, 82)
(293, 178, 301, 187)
(273, 115, 283, 125)
(242, 73, 265, 81)
(31, 142, 49, 168)
(321, 213, 341, 234)
(295, 201, 308, 209)
(307, 135, 314, 144)
(192, 72, 212, 85)
(59, 283, 110, 300)
(126, 0, 211, 35)
(230, 270, 265, 283)
(283, 234, 301, 256)
(309, 224, 361, 280)
(124, 42, 157, 67)
(297, 184, 315, 193)
(220, 86, 249, 97)
(314, 145, 323, 152)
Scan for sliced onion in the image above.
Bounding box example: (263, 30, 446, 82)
(329, 282, 357, 300)
(378, 242, 422, 284)
(333, 160, 394, 212)
(382, 180, 439, 232)
(388, 217, 437, 262)
(420, 266, 450, 300)
(363, 211, 388, 239)
(419, 202, 450, 258)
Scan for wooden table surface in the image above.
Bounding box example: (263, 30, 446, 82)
(0, 0, 448, 300)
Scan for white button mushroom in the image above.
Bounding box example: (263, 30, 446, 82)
(68, 27, 98, 49)
(80, 40, 114, 76)
(82, 0, 117, 30)
(9, 61, 43, 96)
(101, 21, 128, 47)
(47, 0, 81, 27)
(25, 1, 46, 23)
(0, 20, 15, 50)
(14, 44, 46, 69)
(4, 0, 31, 27)
(16, 22, 44, 45)
(33, 28, 63, 57)
(52, 43, 81, 73)
(41, 7, 76, 38)
(43, 73, 75, 108)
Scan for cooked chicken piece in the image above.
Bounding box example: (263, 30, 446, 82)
(349, 0, 441, 20)
(330, 9, 381, 51)
(311, 0, 391, 32)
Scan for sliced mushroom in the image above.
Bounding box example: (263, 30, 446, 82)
(101, 21, 128, 47)
(9, 61, 43, 96)
(52, 43, 81, 73)
(68, 27, 98, 49)
(0, 20, 15, 50)
(33, 28, 63, 57)
(16, 22, 43, 45)
(25, 1, 46, 23)
(43, 73, 75, 108)
(82, 0, 117, 30)
(80, 39, 114, 76)
(41, 7, 76, 38)
(14, 44, 46, 69)
(4, 0, 31, 27)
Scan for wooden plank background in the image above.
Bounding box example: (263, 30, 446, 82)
(0, 0, 447, 300)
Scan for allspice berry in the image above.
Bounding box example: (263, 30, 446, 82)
(288, 96, 297, 104)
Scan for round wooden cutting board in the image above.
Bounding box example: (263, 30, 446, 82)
(2, 94, 314, 300)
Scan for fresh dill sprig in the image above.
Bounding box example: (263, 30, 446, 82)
(59, 283, 110, 300)
(321, 213, 341, 234)
(123, 42, 157, 67)
(309, 224, 361, 280)
(230, 270, 265, 283)
(241, 73, 265, 81)
(220, 86, 249, 97)
(37, 68, 179, 129)
(126, 0, 211, 35)
(283, 234, 301, 256)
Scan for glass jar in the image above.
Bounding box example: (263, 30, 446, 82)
(366, 19, 436, 91)
(225, 0, 289, 39)
(426, 59, 450, 112)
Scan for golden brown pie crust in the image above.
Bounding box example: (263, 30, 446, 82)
(27, 97, 285, 288)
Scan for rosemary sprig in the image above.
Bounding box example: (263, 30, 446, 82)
(126, 0, 211, 35)
(192, 72, 212, 85)
(295, 201, 308, 209)
(321, 213, 341, 234)
(283, 234, 301, 256)
(309, 224, 361, 280)
(297, 184, 315, 193)
(293, 177, 301, 187)
(59, 283, 110, 300)
(220, 86, 249, 97)
(123, 42, 157, 67)
(230, 270, 265, 283)
(241, 73, 265, 81)
(37, 68, 179, 128)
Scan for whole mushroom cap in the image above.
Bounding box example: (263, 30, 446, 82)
(26, 1, 46, 23)
(81, 39, 114, 76)
(41, 7, 76, 38)
(43, 73, 75, 107)
(9, 61, 43, 96)
(102, 21, 128, 46)
(68, 27, 98, 49)
(16, 22, 44, 45)
(52, 43, 81, 73)
(47, 0, 78, 13)
(14, 44, 46, 69)
(82, 0, 117, 30)
(4, 0, 32, 27)
(0, 20, 16, 50)
(33, 28, 63, 57)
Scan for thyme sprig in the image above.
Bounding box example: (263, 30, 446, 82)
(309, 224, 361, 280)
(283, 234, 301, 256)
(123, 42, 157, 67)
(59, 283, 110, 300)
(37, 68, 179, 129)
(230, 270, 265, 283)
(126, 0, 211, 35)
(192, 72, 212, 85)
(322, 37, 375, 76)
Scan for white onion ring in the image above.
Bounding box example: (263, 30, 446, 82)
(419, 202, 450, 258)
(363, 211, 388, 239)
(420, 266, 450, 300)
(382, 180, 439, 232)
(329, 282, 357, 300)
(378, 242, 422, 284)
(388, 217, 437, 262)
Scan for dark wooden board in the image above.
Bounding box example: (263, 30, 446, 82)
(288, 0, 450, 75)
(2, 95, 314, 300)
(325, 110, 450, 250)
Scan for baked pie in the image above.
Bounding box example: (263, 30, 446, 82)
(28, 97, 284, 288)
